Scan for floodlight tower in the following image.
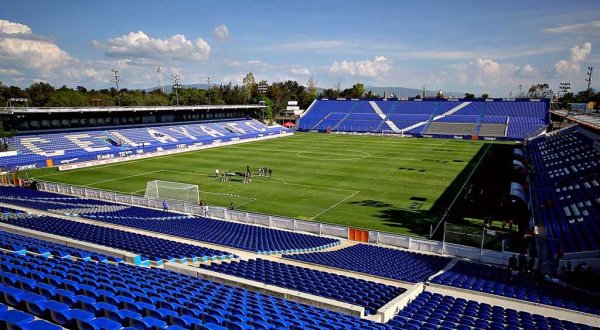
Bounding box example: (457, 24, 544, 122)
(171, 74, 182, 106)
(111, 68, 122, 106)
(206, 76, 212, 104)
(586, 66, 593, 91)
(156, 66, 164, 93)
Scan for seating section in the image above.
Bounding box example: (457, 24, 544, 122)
(527, 127, 600, 253)
(200, 259, 404, 315)
(0, 214, 235, 264)
(0, 186, 340, 253)
(284, 244, 449, 282)
(388, 291, 595, 330)
(77, 206, 190, 220)
(0, 304, 62, 330)
(0, 186, 124, 211)
(80, 215, 339, 254)
(431, 261, 600, 315)
(0, 251, 389, 330)
(300, 99, 548, 139)
(1, 119, 288, 171)
(0, 226, 122, 263)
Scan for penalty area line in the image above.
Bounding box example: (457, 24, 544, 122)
(82, 170, 162, 187)
(310, 190, 360, 220)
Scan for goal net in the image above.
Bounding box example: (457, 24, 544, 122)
(144, 180, 199, 204)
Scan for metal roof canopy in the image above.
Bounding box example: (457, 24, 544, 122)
(0, 104, 267, 115)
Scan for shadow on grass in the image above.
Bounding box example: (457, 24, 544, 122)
(351, 142, 493, 237)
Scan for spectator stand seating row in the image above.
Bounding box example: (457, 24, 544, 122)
(0, 225, 123, 264)
(284, 244, 450, 283)
(0, 186, 340, 255)
(200, 258, 405, 315)
(527, 126, 600, 254)
(0, 250, 390, 330)
(1, 119, 290, 171)
(430, 261, 600, 316)
(0, 211, 236, 266)
(387, 291, 595, 330)
(299, 99, 549, 140)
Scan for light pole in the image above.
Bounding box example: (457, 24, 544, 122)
(586, 66, 593, 91)
(171, 74, 181, 106)
(258, 82, 268, 122)
(111, 68, 121, 106)
(156, 66, 164, 93)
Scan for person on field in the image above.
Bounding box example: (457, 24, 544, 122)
(228, 202, 235, 210)
(162, 199, 169, 211)
(268, 168, 272, 178)
(215, 168, 219, 178)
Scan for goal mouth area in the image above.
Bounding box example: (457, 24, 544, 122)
(144, 180, 200, 205)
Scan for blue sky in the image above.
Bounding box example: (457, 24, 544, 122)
(1, 0, 599, 95)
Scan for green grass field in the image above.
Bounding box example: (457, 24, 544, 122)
(27, 133, 489, 236)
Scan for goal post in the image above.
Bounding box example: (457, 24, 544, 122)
(380, 129, 405, 137)
(144, 180, 199, 204)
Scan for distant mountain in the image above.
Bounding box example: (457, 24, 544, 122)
(364, 86, 464, 98)
(144, 84, 464, 98)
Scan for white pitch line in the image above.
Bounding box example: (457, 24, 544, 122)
(235, 198, 257, 207)
(310, 190, 360, 220)
(159, 169, 354, 192)
(82, 170, 162, 187)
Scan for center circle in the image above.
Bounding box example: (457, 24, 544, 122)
(296, 150, 370, 161)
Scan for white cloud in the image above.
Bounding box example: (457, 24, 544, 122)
(0, 19, 112, 87)
(93, 31, 211, 61)
(290, 67, 311, 75)
(453, 58, 538, 89)
(0, 67, 24, 76)
(212, 25, 229, 42)
(476, 59, 501, 77)
(226, 59, 268, 70)
(267, 39, 350, 52)
(0, 19, 73, 80)
(329, 56, 391, 77)
(544, 20, 600, 34)
(553, 42, 592, 75)
(515, 64, 537, 78)
(220, 73, 245, 85)
(0, 19, 31, 35)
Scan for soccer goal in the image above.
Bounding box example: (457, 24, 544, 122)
(144, 180, 199, 204)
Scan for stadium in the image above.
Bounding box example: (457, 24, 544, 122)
(0, 2, 600, 330)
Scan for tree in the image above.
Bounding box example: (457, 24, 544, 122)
(242, 72, 256, 103)
(348, 83, 365, 98)
(320, 88, 340, 99)
(26, 82, 55, 107)
(464, 93, 475, 99)
(365, 90, 380, 98)
(44, 89, 88, 107)
(0, 120, 17, 139)
(307, 76, 318, 95)
(481, 93, 489, 99)
(528, 83, 553, 98)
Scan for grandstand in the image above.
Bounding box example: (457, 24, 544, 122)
(0, 101, 598, 330)
(299, 98, 549, 140)
(526, 125, 600, 255)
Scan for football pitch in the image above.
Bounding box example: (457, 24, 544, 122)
(27, 133, 490, 236)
